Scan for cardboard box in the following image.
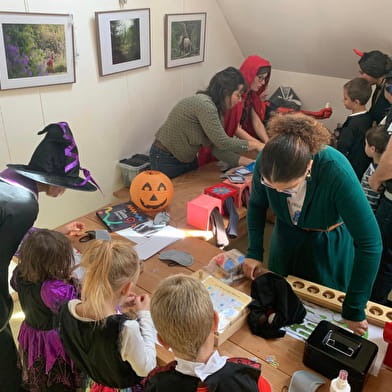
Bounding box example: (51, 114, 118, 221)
(192, 270, 251, 346)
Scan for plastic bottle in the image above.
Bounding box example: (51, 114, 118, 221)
(329, 370, 351, 392)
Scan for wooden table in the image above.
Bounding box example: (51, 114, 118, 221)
(57, 210, 392, 392)
(113, 160, 275, 239)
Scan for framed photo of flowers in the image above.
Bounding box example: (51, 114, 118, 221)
(95, 9, 151, 76)
(0, 12, 75, 90)
(165, 12, 206, 69)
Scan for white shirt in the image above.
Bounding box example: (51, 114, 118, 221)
(287, 179, 307, 225)
(68, 299, 157, 377)
(175, 350, 228, 381)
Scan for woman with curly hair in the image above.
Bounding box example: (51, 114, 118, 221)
(243, 113, 382, 336)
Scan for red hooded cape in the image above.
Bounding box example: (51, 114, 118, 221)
(224, 56, 271, 138)
(197, 56, 271, 166)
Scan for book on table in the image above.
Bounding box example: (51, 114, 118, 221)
(96, 201, 149, 232)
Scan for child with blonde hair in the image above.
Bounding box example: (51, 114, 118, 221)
(11, 229, 81, 391)
(144, 274, 271, 392)
(59, 239, 156, 391)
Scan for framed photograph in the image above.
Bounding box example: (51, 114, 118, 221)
(165, 12, 206, 69)
(95, 9, 151, 76)
(0, 12, 75, 90)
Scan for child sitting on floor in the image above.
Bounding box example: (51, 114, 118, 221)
(361, 125, 389, 211)
(337, 77, 373, 179)
(144, 274, 271, 392)
(11, 229, 81, 391)
(59, 239, 156, 391)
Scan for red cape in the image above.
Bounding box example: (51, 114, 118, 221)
(224, 56, 271, 138)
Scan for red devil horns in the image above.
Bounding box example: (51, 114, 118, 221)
(353, 49, 364, 57)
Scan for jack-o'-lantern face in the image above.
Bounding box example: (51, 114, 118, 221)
(130, 170, 174, 212)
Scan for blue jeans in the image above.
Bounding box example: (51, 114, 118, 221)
(149, 143, 198, 179)
(370, 195, 392, 305)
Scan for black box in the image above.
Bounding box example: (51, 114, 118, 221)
(303, 320, 378, 392)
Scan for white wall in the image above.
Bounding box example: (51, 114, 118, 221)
(267, 70, 353, 131)
(217, 0, 392, 79)
(216, 0, 386, 131)
(0, 0, 244, 228)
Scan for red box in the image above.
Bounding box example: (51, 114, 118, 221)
(187, 194, 223, 230)
(223, 178, 252, 208)
(204, 183, 239, 208)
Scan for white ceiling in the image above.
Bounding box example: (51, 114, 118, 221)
(217, 0, 392, 79)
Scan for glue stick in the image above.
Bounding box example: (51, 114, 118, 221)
(329, 370, 351, 392)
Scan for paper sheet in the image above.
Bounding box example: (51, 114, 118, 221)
(117, 224, 185, 260)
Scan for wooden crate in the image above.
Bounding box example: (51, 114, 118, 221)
(192, 270, 251, 346)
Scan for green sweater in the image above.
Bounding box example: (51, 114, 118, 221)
(155, 94, 249, 166)
(246, 146, 382, 321)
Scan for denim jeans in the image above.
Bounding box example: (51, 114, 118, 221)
(370, 195, 392, 305)
(149, 143, 198, 179)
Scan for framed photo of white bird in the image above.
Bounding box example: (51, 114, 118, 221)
(95, 8, 151, 76)
(165, 12, 206, 69)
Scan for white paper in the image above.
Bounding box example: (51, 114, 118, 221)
(117, 225, 185, 260)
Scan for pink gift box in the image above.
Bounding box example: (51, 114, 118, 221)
(187, 194, 223, 230)
(223, 178, 252, 208)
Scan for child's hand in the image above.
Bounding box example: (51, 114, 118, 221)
(124, 292, 137, 308)
(135, 294, 151, 312)
(59, 221, 85, 236)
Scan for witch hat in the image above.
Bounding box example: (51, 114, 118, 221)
(8, 122, 99, 191)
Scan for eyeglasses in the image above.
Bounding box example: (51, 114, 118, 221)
(256, 74, 267, 81)
(260, 177, 299, 195)
(385, 84, 392, 94)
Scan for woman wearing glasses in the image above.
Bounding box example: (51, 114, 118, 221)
(355, 49, 392, 124)
(198, 56, 270, 166)
(243, 113, 382, 336)
(224, 55, 271, 143)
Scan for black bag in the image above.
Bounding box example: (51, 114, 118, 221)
(248, 272, 306, 339)
(269, 86, 302, 111)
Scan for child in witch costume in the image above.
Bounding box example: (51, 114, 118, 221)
(144, 274, 271, 392)
(0, 122, 98, 391)
(11, 230, 81, 391)
(59, 240, 156, 392)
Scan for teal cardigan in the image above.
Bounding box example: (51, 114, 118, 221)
(246, 146, 382, 321)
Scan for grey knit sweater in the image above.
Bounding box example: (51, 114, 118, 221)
(155, 94, 249, 166)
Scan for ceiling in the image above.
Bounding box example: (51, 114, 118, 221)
(217, 0, 392, 79)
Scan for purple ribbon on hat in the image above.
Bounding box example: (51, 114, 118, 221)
(57, 122, 101, 191)
(79, 167, 102, 192)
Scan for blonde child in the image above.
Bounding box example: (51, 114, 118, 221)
(59, 240, 156, 391)
(144, 274, 271, 392)
(361, 126, 389, 211)
(11, 229, 81, 391)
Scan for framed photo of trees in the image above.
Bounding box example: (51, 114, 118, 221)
(165, 12, 206, 69)
(0, 12, 75, 90)
(95, 9, 151, 76)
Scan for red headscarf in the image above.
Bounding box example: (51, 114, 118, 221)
(224, 56, 271, 138)
(197, 56, 271, 166)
